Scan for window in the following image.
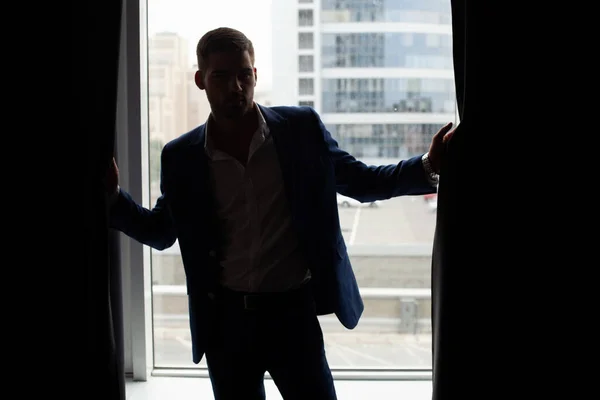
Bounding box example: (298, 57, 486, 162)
(144, 0, 455, 376)
(299, 55, 314, 72)
(321, 0, 452, 24)
(299, 32, 314, 49)
(322, 78, 455, 113)
(298, 9, 314, 26)
(321, 33, 452, 68)
(299, 78, 314, 95)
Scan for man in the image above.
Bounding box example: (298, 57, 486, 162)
(107, 27, 454, 400)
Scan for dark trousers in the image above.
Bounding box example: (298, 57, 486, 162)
(205, 285, 337, 400)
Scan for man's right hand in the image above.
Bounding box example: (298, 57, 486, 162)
(105, 157, 120, 196)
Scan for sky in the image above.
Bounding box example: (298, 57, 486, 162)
(147, 0, 274, 91)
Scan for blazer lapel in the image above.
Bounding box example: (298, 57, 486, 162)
(186, 124, 211, 199)
(184, 125, 219, 248)
(259, 105, 297, 214)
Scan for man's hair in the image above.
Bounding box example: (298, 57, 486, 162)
(196, 27, 255, 71)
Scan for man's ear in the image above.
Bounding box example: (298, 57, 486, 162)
(253, 67, 257, 87)
(194, 70, 205, 90)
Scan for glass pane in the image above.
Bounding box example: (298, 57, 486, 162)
(321, 33, 453, 69)
(146, 0, 455, 371)
(321, 0, 452, 24)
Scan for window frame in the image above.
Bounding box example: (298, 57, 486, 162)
(120, 0, 447, 381)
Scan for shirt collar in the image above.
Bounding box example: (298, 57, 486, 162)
(204, 102, 268, 159)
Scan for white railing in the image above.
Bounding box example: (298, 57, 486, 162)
(152, 285, 431, 333)
(152, 285, 431, 298)
(154, 242, 435, 256)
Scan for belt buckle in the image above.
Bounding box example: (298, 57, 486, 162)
(243, 295, 258, 310)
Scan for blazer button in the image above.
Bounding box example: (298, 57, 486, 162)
(208, 250, 216, 257)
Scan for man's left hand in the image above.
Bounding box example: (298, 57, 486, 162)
(428, 122, 456, 174)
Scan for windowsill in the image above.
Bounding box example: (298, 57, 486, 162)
(126, 375, 433, 400)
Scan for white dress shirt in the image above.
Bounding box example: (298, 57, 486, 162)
(204, 104, 311, 293)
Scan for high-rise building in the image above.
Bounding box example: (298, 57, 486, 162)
(148, 32, 190, 145)
(272, 0, 456, 159)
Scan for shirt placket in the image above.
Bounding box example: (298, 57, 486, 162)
(244, 159, 263, 291)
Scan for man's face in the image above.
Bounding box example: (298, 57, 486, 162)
(195, 50, 256, 120)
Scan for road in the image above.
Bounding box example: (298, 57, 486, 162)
(153, 330, 432, 369)
(337, 195, 437, 246)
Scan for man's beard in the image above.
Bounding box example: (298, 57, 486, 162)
(223, 97, 251, 119)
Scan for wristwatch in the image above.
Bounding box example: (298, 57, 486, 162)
(422, 153, 439, 186)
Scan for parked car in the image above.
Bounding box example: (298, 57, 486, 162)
(423, 193, 437, 211)
(336, 193, 380, 208)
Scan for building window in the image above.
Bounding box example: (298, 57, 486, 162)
(298, 55, 314, 72)
(299, 78, 314, 95)
(298, 9, 314, 26)
(299, 100, 314, 107)
(299, 32, 314, 49)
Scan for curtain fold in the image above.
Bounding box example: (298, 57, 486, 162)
(83, 1, 125, 398)
(431, 1, 467, 398)
(431, 1, 512, 398)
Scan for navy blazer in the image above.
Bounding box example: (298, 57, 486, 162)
(110, 105, 436, 363)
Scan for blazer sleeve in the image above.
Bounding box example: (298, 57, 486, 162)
(108, 145, 178, 250)
(308, 108, 437, 202)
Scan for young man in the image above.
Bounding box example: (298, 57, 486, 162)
(107, 27, 454, 400)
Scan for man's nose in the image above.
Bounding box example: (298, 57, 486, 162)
(229, 77, 243, 92)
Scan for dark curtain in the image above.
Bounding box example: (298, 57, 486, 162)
(82, 1, 125, 399)
(76, 0, 545, 397)
(431, 0, 467, 392)
(431, 1, 525, 398)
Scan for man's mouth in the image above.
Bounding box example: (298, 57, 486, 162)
(229, 98, 245, 105)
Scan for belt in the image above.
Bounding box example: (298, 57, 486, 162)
(215, 284, 311, 312)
